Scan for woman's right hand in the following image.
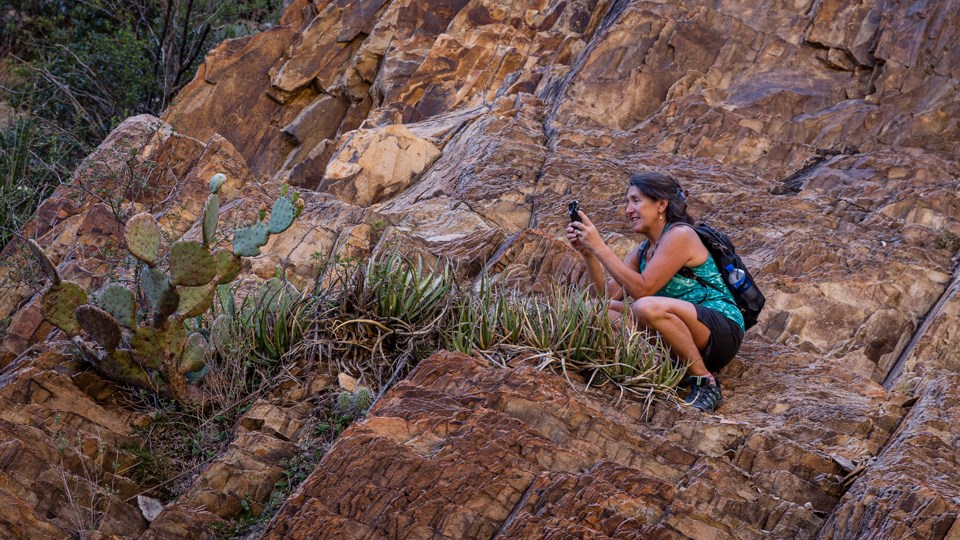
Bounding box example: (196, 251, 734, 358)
(567, 212, 597, 255)
(566, 222, 588, 254)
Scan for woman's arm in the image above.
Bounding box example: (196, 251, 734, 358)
(582, 248, 641, 301)
(568, 217, 638, 300)
(573, 214, 706, 299)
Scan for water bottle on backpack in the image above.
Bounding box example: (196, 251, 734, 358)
(725, 264, 763, 309)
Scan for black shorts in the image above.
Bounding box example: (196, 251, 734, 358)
(694, 305, 744, 373)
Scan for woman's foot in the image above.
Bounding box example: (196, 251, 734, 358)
(683, 375, 723, 412)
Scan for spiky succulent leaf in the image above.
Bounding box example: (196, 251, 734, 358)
(179, 333, 209, 373)
(209, 173, 226, 194)
(175, 284, 216, 319)
(41, 281, 87, 335)
(140, 267, 171, 310)
(267, 197, 295, 234)
(26, 239, 60, 284)
(125, 213, 162, 266)
(96, 283, 136, 328)
(75, 304, 122, 351)
(169, 241, 216, 287)
(258, 277, 287, 313)
(213, 250, 242, 284)
(202, 193, 220, 247)
(216, 285, 235, 318)
(232, 221, 268, 257)
(130, 326, 163, 369)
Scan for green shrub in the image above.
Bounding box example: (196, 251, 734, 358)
(0, 0, 287, 251)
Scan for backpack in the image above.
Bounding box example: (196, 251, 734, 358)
(638, 223, 765, 330)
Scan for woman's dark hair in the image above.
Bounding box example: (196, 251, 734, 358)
(627, 172, 694, 225)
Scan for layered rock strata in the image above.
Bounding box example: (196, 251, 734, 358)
(0, 0, 958, 537)
(263, 347, 925, 538)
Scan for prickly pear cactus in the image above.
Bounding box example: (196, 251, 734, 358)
(213, 250, 241, 284)
(268, 197, 295, 234)
(154, 286, 180, 324)
(209, 173, 226, 194)
(41, 281, 87, 336)
(130, 326, 163, 369)
(96, 283, 136, 328)
(75, 304, 122, 352)
(180, 333, 209, 374)
(169, 241, 216, 287)
(202, 193, 220, 247)
(232, 221, 269, 257)
(175, 284, 216, 319)
(27, 239, 60, 284)
(125, 213, 162, 266)
(23, 175, 305, 406)
(97, 349, 154, 389)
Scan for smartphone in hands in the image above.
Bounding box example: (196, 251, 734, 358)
(568, 201, 581, 223)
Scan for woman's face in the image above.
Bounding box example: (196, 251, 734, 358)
(624, 186, 664, 234)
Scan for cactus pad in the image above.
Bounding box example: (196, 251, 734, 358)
(179, 333, 209, 373)
(209, 173, 227, 194)
(41, 281, 87, 335)
(202, 194, 220, 247)
(213, 250, 242, 284)
(96, 283, 136, 328)
(232, 221, 269, 257)
(175, 284, 216, 319)
(125, 213, 162, 266)
(75, 304, 122, 351)
(26, 239, 60, 284)
(210, 313, 234, 356)
(130, 326, 163, 369)
(185, 364, 208, 384)
(140, 267, 171, 309)
(164, 322, 187, 359)
(169, 241, 216, 287)
(154, 287, 180, 324)
(101, 349, 154, 388)
(268, 197, 295, 234)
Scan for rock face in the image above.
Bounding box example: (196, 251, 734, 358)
(0, 0, 959, 538)
(262, 348, 916, 538)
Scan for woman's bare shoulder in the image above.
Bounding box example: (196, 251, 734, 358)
(663, 223, 699, 244)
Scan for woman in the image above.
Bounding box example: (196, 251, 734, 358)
(566, 172, 744, 413)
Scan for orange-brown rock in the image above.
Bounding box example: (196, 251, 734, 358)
(263, 347, 912, 538)
(0, 0, 959, 537)
(820, 375, 960, 539)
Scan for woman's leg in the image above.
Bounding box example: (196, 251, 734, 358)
(629, 297, 711, 375)
(605, 299, 626, 329)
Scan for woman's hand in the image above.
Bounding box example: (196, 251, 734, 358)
(566, 211, 602, 255)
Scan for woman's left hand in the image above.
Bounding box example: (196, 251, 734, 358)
(568, 211, 603, 253)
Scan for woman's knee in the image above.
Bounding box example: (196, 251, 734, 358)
(630, 297, 668, 325)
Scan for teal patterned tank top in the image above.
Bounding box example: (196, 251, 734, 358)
(639, 224, 745, 331)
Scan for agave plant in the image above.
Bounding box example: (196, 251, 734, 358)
(365, 249, 452, 327)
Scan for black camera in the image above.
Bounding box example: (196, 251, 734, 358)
(568, 200, 581, 223)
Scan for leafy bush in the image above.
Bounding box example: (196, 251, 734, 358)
(0, 0, 286, 250)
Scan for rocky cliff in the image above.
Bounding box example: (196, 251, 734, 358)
(1, 0, 959, 538)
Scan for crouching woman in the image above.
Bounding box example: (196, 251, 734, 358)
(567, 172, 744, 412)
